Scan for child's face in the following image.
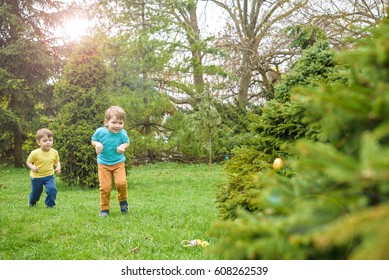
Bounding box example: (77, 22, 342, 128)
(37, 135, 53, 152)
(105, 116, 124, 134)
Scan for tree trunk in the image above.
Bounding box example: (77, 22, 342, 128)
(208, 135, 212, 169)
(181, 3, 205, 101)
(238, 48, 253, 105)
(13, 129, 24, 168)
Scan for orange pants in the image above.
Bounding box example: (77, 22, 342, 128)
(98, 162, 128, 211)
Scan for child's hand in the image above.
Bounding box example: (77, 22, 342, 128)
(95, 142, 104, 155)
(117, 144, 127, 154)
(55, 167, 61, 174)
(32, 166, 39, 173)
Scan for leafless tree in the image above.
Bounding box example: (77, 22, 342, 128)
(305, 0, 388, 49)
(204, 0, 388, 105)
(209, 0, 309, 105)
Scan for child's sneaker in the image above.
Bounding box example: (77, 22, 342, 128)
(119, 200, 128, 214)
(99, 210, 109, 217)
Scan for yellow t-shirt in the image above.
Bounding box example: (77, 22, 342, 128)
(27, 148, 60, 178)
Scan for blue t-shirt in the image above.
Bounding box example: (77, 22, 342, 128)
(91, 127, 130, 165)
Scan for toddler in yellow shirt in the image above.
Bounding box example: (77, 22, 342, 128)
(26, 128, 61, 208)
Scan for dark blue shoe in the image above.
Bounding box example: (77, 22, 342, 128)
(99, 210, 109, 217)
(119, 200, 128, 214)
(28, 202, 36, 207)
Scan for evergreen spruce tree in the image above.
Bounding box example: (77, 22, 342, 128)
(51, 37, 109, 188)
(0, 0, 73, 166)
(215, 39, 337, 220)
(209, 20, 389, 260)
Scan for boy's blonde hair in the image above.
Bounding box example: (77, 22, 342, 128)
(105, 106, 126, 122)
(36, 128, 53, 141)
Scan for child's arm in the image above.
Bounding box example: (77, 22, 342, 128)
(116, 142, 129, 154)
(55, 161, 61, 174)
(91, 140, 104, 155)
(26, 160, 39, 173)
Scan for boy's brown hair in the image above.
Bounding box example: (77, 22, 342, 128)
(105, 106, 126, 122)
(36, 128, 53, 141)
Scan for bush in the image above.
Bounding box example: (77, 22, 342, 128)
(210, 21, 389, 260)
(51, 37, 109, 188)
(215, 40, 337, 219)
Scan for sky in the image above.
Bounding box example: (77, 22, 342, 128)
(197, 1, 227, 36)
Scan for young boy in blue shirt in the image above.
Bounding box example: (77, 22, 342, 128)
(91, 106, 130, 217)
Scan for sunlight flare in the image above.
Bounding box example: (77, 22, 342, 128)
(60, 17, 90, 41)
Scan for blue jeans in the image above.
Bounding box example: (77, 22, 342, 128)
(29, 175, 57, 207)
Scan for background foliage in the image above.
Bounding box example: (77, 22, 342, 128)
(51, 37, 109, 188)
(216, 37, 338, 220)
(210, 19, 389, 260)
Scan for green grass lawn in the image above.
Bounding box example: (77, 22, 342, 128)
(0, 163, 226, 260)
